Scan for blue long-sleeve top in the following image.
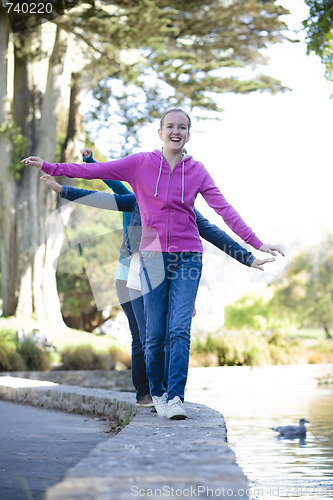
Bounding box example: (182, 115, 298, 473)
(61, 184, 256, 267)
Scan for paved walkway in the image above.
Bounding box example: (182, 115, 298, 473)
(0, 401, 110, 500)
(0, 376, 250, 499)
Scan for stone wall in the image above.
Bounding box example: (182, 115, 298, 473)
(0, 369, 134, 392)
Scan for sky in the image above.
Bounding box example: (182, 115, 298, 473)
(91, 0, 333, 330)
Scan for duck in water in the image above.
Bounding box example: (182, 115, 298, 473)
(272, 418, 310, 437)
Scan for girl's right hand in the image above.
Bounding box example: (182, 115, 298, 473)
(259, 243, 285, 257)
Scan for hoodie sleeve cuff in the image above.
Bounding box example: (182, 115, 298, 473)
(247, 234, 263, 250)
(245, 254, 256, 267)
(61, 186, 69, 199)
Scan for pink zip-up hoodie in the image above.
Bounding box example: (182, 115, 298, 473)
(42, 149, 262, 252)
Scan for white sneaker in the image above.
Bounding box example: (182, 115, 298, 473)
(152, 393, 168, 417)
(166, 396, 187, 420)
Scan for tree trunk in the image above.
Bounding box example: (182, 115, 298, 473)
(0, 10, 17, 315)
(33, 26, 69, 326)
(323, 324, 332, 340)
(0, 22, 70, 326)
(60, 72, 86, 163)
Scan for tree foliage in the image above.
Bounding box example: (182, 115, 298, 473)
(272, 235, 333, 338)
(0, 0, 291, 326)
(225, 235, 333, 339)
(81, 0, 290, 154)
(55, 200, 123, 331)
(303, 0, 333, 79)
(224, 289, 289, 332)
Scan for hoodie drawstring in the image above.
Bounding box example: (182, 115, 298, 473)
(154, 155, 185, 203)
(154, 155, 163, 198)
(181, 160, 185, 203)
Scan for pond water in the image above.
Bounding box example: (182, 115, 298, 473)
(185, 384, 333, 500)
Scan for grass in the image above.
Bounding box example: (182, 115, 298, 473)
(120, 409, 132, 427)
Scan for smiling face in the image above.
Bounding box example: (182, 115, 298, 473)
(158, 110, 190, 154)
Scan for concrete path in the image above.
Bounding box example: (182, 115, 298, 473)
(0, 376, 250, 499)
(0, 401, 110, 500)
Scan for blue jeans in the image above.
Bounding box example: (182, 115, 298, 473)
(115, 280, 150, 400)
(129, 288, 146, 352)
(130, 287, 169, 391)
(140, 251, 202, 402)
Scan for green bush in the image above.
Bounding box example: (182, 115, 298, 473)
(108, 346, 131, 369)
(313, 339, 333, 354)
(18, 340, 52, 371)
(0, 327, 26, 371)
(0, 345, 26, 371)
(60, 344, 124, 370)
(0, 327, 18, 349)
(214, 334, 245, 366)
(190, 330, 306, 367)
(267, 332, 305, 364)
(243, 342, 271, 366)
(0, 326, 54, 371)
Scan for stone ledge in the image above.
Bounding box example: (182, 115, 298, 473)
(0, 376, 249, 499)
(0, 376, 136, 423)
(0, 369, 134, 392)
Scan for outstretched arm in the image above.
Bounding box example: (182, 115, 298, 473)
(194, 208, 274, 271)
(22, 152, 139, 183)
(81, 148, 132, 194)
(199, 169, 285, 258)
(40, 175, 136, 212)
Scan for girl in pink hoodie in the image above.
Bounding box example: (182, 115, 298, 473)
(23, 108, 284, 420)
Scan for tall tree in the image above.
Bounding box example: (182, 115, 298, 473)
(303, 0, 333, 80)
(0, 0, 290, 325)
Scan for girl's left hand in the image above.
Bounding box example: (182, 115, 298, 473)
(40, 175, 62, 193)
(21, 156, 44, 170)
(259, 243, 285, 257)
(80, 148, 93, 158)
(251, 257, 275, 271)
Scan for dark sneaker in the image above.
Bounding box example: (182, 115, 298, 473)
(136, 394, 154, 407)
(166, 396, 187, 420)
